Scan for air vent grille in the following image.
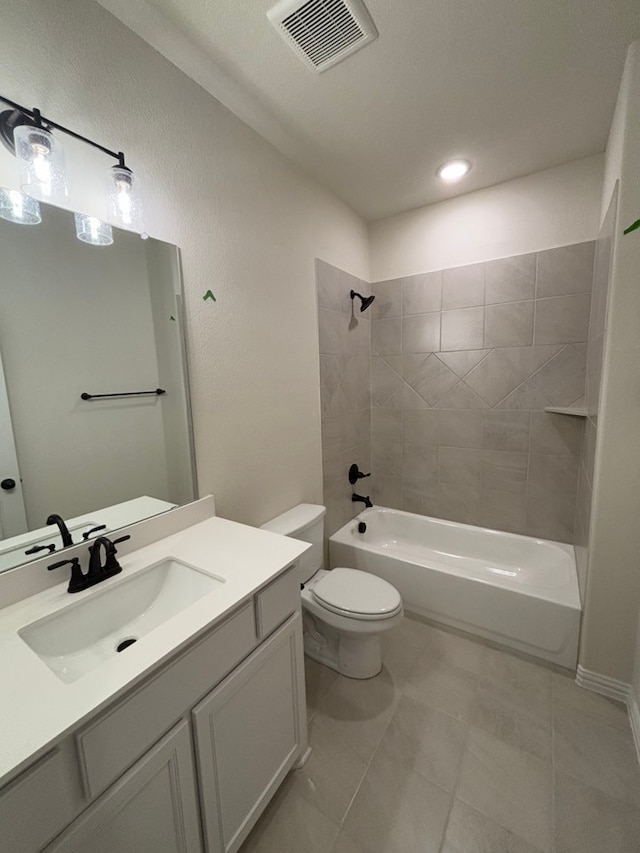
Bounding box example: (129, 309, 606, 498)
(268, 0, 378, 73)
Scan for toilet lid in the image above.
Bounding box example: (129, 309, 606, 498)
(312, 568, 402, 617)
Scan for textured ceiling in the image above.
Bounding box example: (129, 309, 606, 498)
(96, 0, 640, 220)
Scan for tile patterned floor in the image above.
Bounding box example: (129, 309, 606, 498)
(240, 617, 640, 853)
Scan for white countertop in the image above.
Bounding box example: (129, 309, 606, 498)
(0, 514, 308, 787)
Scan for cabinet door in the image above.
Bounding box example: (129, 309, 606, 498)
(193, 613, 304, 853)
(45, 721, 202, 853)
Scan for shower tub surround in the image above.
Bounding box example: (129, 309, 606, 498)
(330, 506, 581, 668)
(369, 242, 595, 543)
(317, 260, 372, 536)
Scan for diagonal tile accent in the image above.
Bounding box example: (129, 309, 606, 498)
(372, 357, 403, 406)
(408, 355, 459, 405)
(437, 381, 489, 409)
(531, 345, 586, 407)
(438, 349, 490, 379)
(495, 378, 556, 410)
(464, 346, 562, 406)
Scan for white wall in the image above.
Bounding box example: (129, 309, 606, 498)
(0, 0, 369, 526)
(369, 155, 603, 279)
(579, 42, 640, 687)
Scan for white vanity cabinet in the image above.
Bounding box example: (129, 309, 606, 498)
(0, 564, 307, 853)
(44, 721, 202, 853)
(194, 615, 305, 853)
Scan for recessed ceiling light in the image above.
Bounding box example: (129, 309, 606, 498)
(437, 159, 471, 183)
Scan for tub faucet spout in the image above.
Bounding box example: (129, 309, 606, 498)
(352, 493, 373, 509)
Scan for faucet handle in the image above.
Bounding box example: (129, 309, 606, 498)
(348, 463, 371, 485)
(25, 543, 56, 556)
(82, 524, 107, 540)
(47, 557, 86, 593)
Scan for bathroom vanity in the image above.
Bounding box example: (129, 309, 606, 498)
(0, 500, 309, 853)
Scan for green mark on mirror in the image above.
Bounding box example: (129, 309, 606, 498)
(623, 219, 640, 235)
(203, 290, 216, 302)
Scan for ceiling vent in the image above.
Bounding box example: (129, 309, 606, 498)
(267, 0, 378, 74)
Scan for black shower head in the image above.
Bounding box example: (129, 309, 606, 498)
(350, 290, 376, 313)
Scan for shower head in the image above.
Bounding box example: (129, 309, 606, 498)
(350, 290, 376, 312)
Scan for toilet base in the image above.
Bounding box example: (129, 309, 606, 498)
(303, 613, 383, 679)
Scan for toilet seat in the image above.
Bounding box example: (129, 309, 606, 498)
(311, 568, 402, 621)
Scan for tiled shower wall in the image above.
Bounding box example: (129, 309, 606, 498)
(574, 193, 616, 595)
(369, 242, 595, 542)
(316, 260, 372, 537)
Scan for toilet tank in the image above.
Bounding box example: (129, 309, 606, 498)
(260, 504, 326, 585)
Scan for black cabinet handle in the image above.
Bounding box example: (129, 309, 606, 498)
(1, 478, 16, 490)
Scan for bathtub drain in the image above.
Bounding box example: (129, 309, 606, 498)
(116, 637, 138, 653)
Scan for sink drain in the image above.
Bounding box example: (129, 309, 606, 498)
(116, 637, 138, 653)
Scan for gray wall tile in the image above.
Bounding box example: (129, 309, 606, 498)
(484, 301, 534, 348)
(403, 271, 442, 315)
(439, 410, 483, 448)
(442, 263, 485, 309)
(536, 242, 595, 298)
(485, 253, 536, 304)
(404, 409, 439, 445)
(407, 355, 458, 405)
(482, 411, 531, 452)
(441, 307, 484, 351)
(403, 444, 439, 489)
(402, 312, 441, 353)
(530, 412, 583, 456)
(529, 454, 579, 496)
(371, 279, 402, 319)
(372, 318, 401, 355)
(440, 447, 483, 488)
(481, 451, 528, 494)
(534, 294, 590, 345)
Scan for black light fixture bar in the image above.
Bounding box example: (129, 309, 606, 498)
(0, 93, 127, 168)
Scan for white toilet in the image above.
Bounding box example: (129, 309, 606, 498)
(261, 504, 403, 679)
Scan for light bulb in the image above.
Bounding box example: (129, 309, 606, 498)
(74, 213, 113, 246)
(14, 125, 68, 203)
(0, 188, 41, 225)
(437, 159, 471, 183)
(106, 165, 144, 233)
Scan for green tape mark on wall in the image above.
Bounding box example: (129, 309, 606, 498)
(203, 290, 217, 302)
(169, 315, 176, 321)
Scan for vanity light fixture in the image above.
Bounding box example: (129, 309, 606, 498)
(74, 213, 113, 246)
(0, 92, 145, 239)
(437, 159, 471, 183)
(0, 187, 41, 225)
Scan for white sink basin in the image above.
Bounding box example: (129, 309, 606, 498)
(18, 558, 225, 683)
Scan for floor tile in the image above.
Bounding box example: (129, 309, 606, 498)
(380, 615, 431, 681)
(553, 706, 640, 805)
(313, 665, 401, 763)
(240, 773, 339, 853)
(472, 684, 552, 761)
(341, 749, 451, 853)
(305, 657, 340, 721)
(552, 672, 631, 732)
(420, 623, 486, 673)
(405, 654, 479, 722)
(288, 719, 368, 825)
(377, 693, 468, 791)
(329, 831, 366, 853)
(554, 770, 640, 853)
(441, 798, 544, 853)
(479, 646, 552, 722)
(457, 726, 553, 851)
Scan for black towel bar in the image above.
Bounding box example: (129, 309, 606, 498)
(81, 388, 166, 400)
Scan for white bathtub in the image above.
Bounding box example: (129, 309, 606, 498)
(329, 507, 581, 669)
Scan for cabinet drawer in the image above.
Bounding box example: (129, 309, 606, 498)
(0, 740, 84, 853)
(255, 567, 299, 639)
(76, 602, 256, 799)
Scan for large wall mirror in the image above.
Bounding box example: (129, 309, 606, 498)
(0, 196, 197, 574)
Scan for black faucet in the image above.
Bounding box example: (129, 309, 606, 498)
(46, 513, 74, 548)
(47, 534, 131, 593)
(352, 493, 373, 508)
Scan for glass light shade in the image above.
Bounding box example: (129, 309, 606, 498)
(74, 213, 113, 246)
(0, 188, 41, 224)
(106, 166, 144, 232)
(14, 125, 69, 203)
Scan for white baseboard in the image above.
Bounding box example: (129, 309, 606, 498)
(575, 665, 640, 767)
(575, 664, 631, 702)
(629, 695, 640, 766)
